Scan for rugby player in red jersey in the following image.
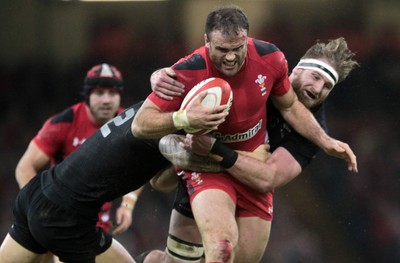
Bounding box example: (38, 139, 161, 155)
(15, 63, 141, 262)
(132, 5, 357, 263)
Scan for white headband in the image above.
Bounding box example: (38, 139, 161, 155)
(295, 58, 339, 85)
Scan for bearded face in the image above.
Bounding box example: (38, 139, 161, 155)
(290, 68, 334, 109)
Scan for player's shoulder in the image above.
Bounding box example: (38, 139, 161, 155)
(249, 38, 281, 57)
(117, 106, 125, 114)
(249, 38, 288, 72)
(50, 102, 83, 125)
(249, 38, 286, 60)
(173, 47, 207, 71)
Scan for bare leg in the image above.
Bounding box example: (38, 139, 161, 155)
(142, 250, 165, 262)
(235, 217, 271, 262)
(53, 254, 62, 263)
(143, 209, 203, 263)
(0, 234, 42, 263)
(191, 189, 238, 263)
(95, 238, 135, 263)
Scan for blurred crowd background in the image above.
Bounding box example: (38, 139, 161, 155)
(1, 0, 399, 262)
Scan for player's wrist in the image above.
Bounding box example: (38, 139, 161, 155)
(121, 193, 138, 210)
(121, 202, 134, 210)
(210, 140, 238, 169)
(172, 110, 189, 130)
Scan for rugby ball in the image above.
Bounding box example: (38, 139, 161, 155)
(180, 77, 233, 135)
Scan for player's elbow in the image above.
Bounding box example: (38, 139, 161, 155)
(259, 168, 301, 193)
(258, 184, 274, 194)
(150, 166, 178, 193)
(15, 162, 32, 189)
(256, 148, 303, 193)
(131, 122, 146, 138)
(132, 99, 164, 139)
(150, 178, 177, 193)
(131, 114, 150, 138)
(15, 167, 24, 189)
(257, 175, 277, 194)
(255, 166, 282, 194)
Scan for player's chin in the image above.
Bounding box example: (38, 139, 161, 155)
(98, 108, 114, 116)
(220, 66, 239, 77)
(96, 112, 114, 122)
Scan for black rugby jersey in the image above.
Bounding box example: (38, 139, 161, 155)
(267, 102, 327, 169)
(41, 101, 170, 213)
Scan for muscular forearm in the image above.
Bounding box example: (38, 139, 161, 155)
(210, 141, 301, 193)
(121, 188, 142, 210)
(160, 134, 301, 193)
(150, 166, 178, 193)
(226, 154, 276, 193)
(227, 147, 302, 193)
(132, 99, 178, 139)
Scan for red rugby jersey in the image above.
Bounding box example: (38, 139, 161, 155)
(149, 38, 290, 151)
(33, 101, 124, 166)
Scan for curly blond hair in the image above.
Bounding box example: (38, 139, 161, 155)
(301, 37, 359, 83)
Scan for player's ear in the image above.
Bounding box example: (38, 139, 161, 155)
(291, 67, 303, 76)
(204, 34, 210, 47)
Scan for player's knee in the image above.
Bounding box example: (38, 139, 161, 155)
(208, 239, 233, 263)
(166, 234, 204, 263)
(146, 250, 166, 262)
(134, 250, 166, 263)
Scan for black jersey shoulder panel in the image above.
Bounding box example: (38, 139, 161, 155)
(253, 39, 280, 56)
(50, 108, 74, 124)
(174, 54, 207, 70)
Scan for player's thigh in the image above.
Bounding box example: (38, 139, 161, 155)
(235, 217, 271, 263)
(0, 233, 42, 263)
(37, 252, 56, 263)
(95, 238, 134, 263)
(52, 253, 62, 263)
(191, 189, 238, 246)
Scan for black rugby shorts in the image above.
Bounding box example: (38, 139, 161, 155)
(9, 174, 112, 263)
(173, 179, 194, 219)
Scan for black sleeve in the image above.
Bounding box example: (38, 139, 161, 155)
(267, 103, 327, 170)
(277, 132, 320, 169)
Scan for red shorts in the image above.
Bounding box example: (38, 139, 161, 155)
(96, 202, 112, 233)
(183, 171, 273, 221)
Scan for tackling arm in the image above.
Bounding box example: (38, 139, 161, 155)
(272, 88, 358, 172)
(159, 134, 302, 193)
(227, 146, 302, 193)
(150, 165, 179, 193)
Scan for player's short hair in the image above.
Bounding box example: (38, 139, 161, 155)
(205, 5, 249, 40)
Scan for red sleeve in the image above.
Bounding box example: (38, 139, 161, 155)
(270, 52, 291, 97)
(148, 56, 207, 112)
(148, 92, 182, 112)
(117, 107, 125, 114)
(148, 48, 213, 112)
(32, 117, 70, 157)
